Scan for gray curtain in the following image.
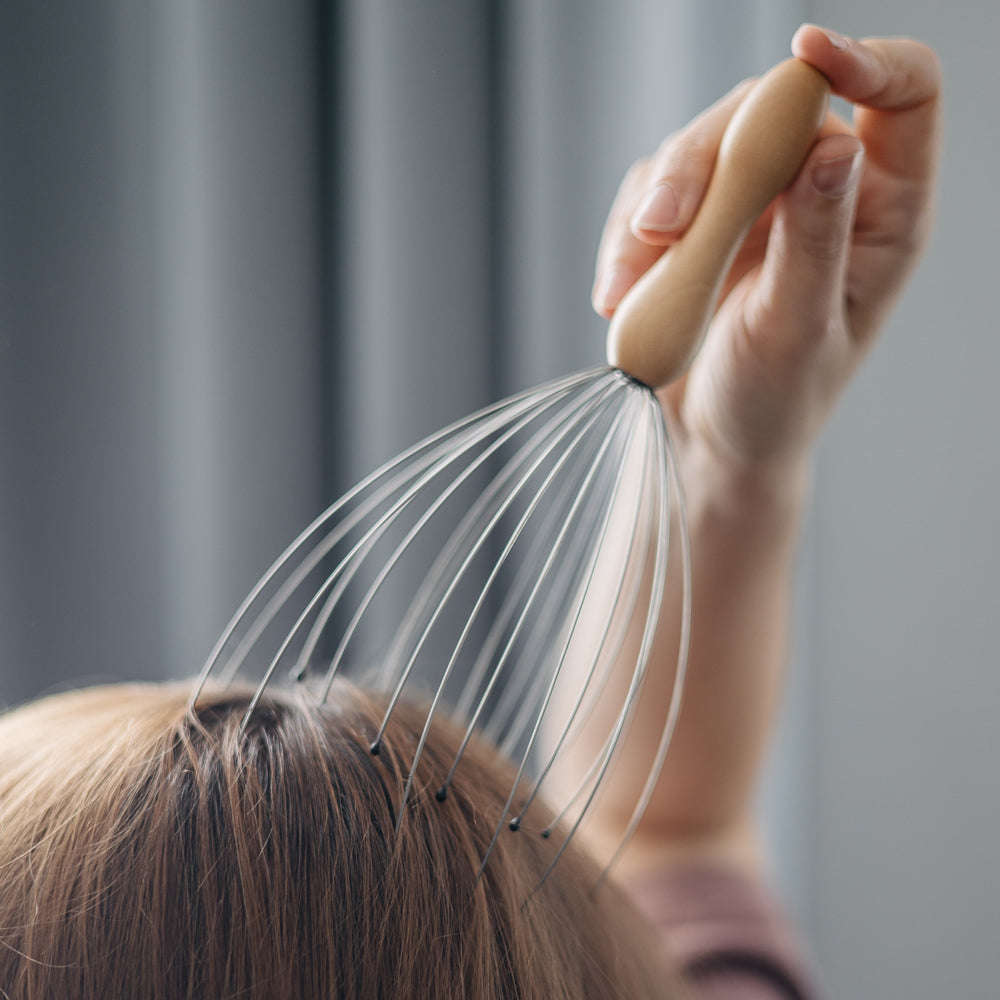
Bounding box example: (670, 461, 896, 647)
(1, 0, 797, 698)
(0, 2, 324, 702)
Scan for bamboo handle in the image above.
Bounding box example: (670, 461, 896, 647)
(606, 58, 830, 389)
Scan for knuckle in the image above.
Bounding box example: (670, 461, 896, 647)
(604, 246, 635, 273)
(653, 130, 714, 181)
(675, 127, 718, 164)
(654, 130, 682, 159)
(861, 184, 934, 255)
(800, 228, 850, 263)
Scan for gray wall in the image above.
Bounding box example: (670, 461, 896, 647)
(802, 2, 1000, 996)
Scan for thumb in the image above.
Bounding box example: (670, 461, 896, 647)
(752, 132, 864, 341)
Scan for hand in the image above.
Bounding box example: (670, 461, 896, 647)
(593, 25, 942, 483)
(578, 29, 942, 874)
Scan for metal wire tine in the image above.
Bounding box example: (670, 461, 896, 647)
(448, 376, 632, 728)
(225, 375, 601, 690)
(534, 401, 672, 889)
(538, 389, 663, 766)
(366, 373, 622, 697)
(449, 432, 611, 725)
(190, 367, 602, 701)
(436, 385, 640, 800)
(478, 385, 637, 748)
(596, 402, 692, 885)
(301, 373, 620, 688)
(539, 461, 656, 771)
(539, 724, 614, 838)
(510, 396, 655, 824)
(294, 406, 537, 686)
(490, 391, 643, 756)
(474, 402, 636, 879)
(214, 435, 467, 688)
(504, 396, 651, 823)
(319, 372, 620, 707)
(196, 394, 533, 694)
(537, 401, 662, 834)
(460, 390, 627, 750)
(377, 385, 625, 814)
(454, 438, 608, 745)
(326, 371, 617, 699)
(236, 430, 511, 724)
(238, 375, 614, 721)
(393, 399, 624, 826)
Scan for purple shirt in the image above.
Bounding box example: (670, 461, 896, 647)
(624, 864, 823, 999)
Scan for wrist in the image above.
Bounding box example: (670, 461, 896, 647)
(679, 434, 812, 541)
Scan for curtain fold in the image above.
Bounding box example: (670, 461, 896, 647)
(0, 1, 324, 697)
(0, 3, 166, 702)
(150, 0, 324, 679)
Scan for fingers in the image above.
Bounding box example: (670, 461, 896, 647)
(592, 160, 658, 318)
(596, 24, 941, 343)
(792, 23, 942, 326)
(592, 80, 751, 318)
(749, 132, 865, 350)
(791, 25, 942, 181)
(630, 79, 754, 243)
(791, 24, 941, 110)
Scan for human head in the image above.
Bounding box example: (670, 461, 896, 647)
(0, 682, 677, 998)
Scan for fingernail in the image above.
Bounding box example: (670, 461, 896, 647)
(632, 183, 680, 233)
(592, 266, 633, 314)
(821, 27, 850, 50)
(812, 149, 863, 197)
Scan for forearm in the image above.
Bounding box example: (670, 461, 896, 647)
(566, 437, 810, 874)
(639, 442, 809, 838)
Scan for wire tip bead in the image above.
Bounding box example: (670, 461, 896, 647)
(435, 786, 448, 802)
(369, 740, 381, 756)
(509, 817, 521, 832)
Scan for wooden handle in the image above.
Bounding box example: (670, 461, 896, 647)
(606, 58, 830, 389)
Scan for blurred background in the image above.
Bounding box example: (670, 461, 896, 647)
(1, 1, 996, 997)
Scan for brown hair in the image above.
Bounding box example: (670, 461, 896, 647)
(0, 682, 679, 998)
